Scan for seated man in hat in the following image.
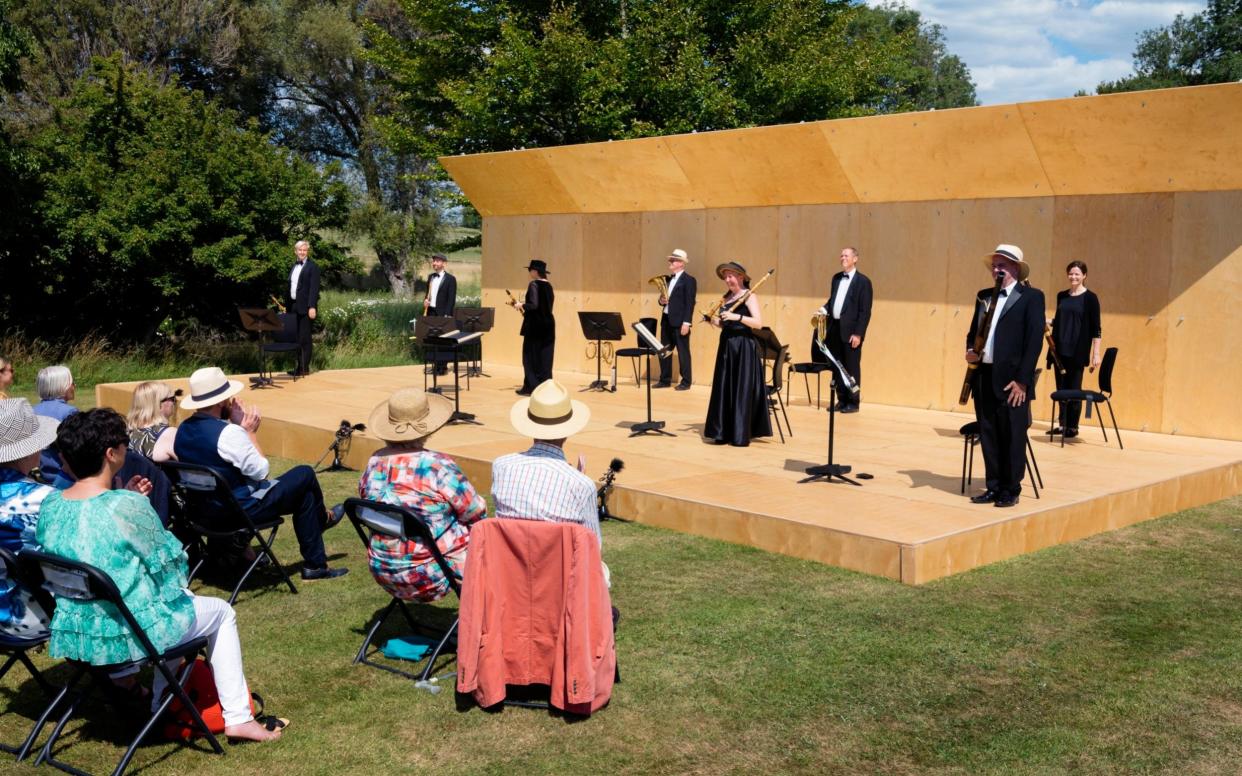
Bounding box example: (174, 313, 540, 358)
(174, 367, 347, 581)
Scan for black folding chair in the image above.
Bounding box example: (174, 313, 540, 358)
(765, 344, 792, 442)
(0, 547, 58, 762)
(344, 498, 461, 689)
(614, 317, 659, 386)
(1050, 346, 1123, 449)
(260, 312, 301, 376)
(22, 549, 224, 776)
(160, 461, 298, 604)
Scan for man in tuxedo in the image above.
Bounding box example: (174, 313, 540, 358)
(965, 244, 1045, 508)
(423, 254, 458, 375)
(288, 240, 320, 376)
(656, 248, 697, 390)
(813, 247, 872, 412)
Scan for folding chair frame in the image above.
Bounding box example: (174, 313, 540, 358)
(0, 548, 58, 761)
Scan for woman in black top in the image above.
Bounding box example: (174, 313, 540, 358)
(704, 262, 772, 447)
(514, 259, 555, 396)
(1048, 260, 1102, 438)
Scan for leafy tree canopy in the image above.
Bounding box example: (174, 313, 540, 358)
(1097, 0, 1242, 93)
(1, 58, 353, 342)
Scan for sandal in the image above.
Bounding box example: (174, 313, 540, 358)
(226, 716, 289, 745)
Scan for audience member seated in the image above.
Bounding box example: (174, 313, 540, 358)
(32, 365, 77, 481)
(36, 408, 286, 743)
(0, 399, 58, 638)
(358, 387, 487, 603)
(491, 379, 608, 585)
(172, 367, 347, 581)
(127, 381, 180, 462)
(0, 356, 13, 400)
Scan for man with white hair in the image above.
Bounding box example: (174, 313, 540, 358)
(174, 366, 347, 580)
(288, 240, 320, 376)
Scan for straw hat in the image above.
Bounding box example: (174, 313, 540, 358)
(984, 244, 1030, 282)
(180, 367, 244, 410)
(667, 249, 689, 264)
(368, 387, 454, 443)
(0, 399, 59, 463)
(715, 261, 750, 282)
(509, 380, 591, 440)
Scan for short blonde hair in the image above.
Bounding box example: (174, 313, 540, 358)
(127, 381, 177, 431)
(36, 365, 73, 400)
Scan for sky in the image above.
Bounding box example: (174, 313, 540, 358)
(872, 0, 1208, 105)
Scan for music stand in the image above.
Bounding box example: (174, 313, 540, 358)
(413, 315, 457, 394)
(800, 337, 861, 487)
(629, 321, 674, 437)
(423, 330, 484, 425)
(578, 312, 625, 392)
(238, 307, 284, 389)
(454, 307, 495, 378)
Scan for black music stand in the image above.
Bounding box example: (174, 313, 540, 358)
(800, 342, 861, 487)
(578, 312, 625, 392)
(423, 331, 484, 425)
(454, 307, 495, 378)
(413, 315, 457, 394)
(238, 307, 284, 389)
(629, 321, 674, 437)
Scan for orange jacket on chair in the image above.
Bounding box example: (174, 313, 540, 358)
(456, 519, 616, 715)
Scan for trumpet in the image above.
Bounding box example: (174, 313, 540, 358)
(504, 289, 525, 315)
(648, 273, 670, 301)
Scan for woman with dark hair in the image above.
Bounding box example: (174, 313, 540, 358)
(37, 408, 286, 743)
(1047, 260, 1102, 439)
(704, 262, 772, 447)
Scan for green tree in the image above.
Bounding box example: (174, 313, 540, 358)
(1097, 0, 1242, 93)
(2, 58, 352, 342)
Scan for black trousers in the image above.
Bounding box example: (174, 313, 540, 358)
(521, 335, 555, 391)
(658, 313, 692, 387)
(296, 312, 313, 374)
(973, 364, 1029, 496)
(811, 319, 861, 405)
(1055, 362, 1086, 429)
(241, 465, 328, 569)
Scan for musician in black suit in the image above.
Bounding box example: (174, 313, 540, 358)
(423, 254, 458, 375)
(288, 240, 320, 376)
(513, 259, 554, 396)
(656, 248, 698, 390)
(965, 244, 1046, 509)
(812, 247, 872, 412)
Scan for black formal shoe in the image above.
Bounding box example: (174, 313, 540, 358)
(970, 489, 1000, 504)
(653, 382, 672, 389)
(839, 404, 860, 414)
(1064, 428, 1079, 438)
(286, 370, 302, 377)
(515, 388, 532, 396)
(300, 566, 349, 581)
(324, 504, 345, 531)
(994, 493, 1020, 508)
(1045, 426, 1064, 435)
(675, 384, 691, 391)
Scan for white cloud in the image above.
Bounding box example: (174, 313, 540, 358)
(876, 0, 1208, 104)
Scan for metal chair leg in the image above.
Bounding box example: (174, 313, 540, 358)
(1105, 399, 1123, 449)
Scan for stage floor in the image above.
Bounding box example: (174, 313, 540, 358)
(97, 364, 1242, 584)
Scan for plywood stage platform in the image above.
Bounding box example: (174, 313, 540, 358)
(97, 365, 1242, 584)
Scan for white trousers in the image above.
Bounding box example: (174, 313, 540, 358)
(150, 593, 254, 727)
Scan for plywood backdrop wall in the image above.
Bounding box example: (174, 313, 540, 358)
(442, 84, 1242, 440)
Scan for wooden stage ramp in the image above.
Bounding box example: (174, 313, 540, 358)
(97, 364, 1242, 585)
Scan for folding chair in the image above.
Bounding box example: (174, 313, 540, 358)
(160, 461, 298, 604)
(613, 317, 659, 386)
(259, 312, 301, 377)
(1049, 346, 1123, 449)
(22, 549, 224, 776)
(765, 344, 792, 442)
(344, 498, 461, 689)
(787, 361, 831, 409)
(0, 548, 57, 761)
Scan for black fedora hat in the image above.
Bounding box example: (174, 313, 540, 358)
(524, 259, 550, 275)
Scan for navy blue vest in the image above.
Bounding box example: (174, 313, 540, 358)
(173, 414, 252, 501)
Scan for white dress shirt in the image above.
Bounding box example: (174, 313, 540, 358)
(428, 272, 444, 308)
(981, 281, 1016, 364)
(832, 270, 855, 320)
(663, 270, 683, 318)
(290, 260, 305, 300)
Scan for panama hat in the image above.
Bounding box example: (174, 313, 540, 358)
(0, 399, 59, 463)
(180, 367, 244, 410)
(984, 244, 1030, 282)
(368, 387, 454, 443)
(509, 380, 591, 440)
(667, 249, 689, 263)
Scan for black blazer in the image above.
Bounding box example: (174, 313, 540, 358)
(519, 279, 555, 339)
(822, 270, 873, 342)
(1050, 288, 1101, 366)
(426, 271, 457, 316)
(289, 258, 320, 315)
(663, 271, 697, 327)
(966, 283, 1046, 396)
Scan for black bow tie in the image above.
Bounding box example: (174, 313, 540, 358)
(999, 288, 1009, 298)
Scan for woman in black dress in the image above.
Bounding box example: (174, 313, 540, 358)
(1048, 260, 1102, 438)
(514, 259, 555, 396)
(704, 262, 772, 447)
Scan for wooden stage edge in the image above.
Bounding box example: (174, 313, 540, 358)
(97, 365, 1242, 585)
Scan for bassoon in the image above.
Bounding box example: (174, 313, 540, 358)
(958, 274, 1004, 405)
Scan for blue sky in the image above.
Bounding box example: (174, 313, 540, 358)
(869, 0, 1209, 105)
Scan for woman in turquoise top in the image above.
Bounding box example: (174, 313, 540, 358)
(37, 408, 286, 743)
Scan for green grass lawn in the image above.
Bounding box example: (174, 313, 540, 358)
(4, 460, 1242, 775)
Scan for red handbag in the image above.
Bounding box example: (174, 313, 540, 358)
(162, 658, 260, 741)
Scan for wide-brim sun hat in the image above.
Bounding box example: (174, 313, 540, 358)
(180, 367, 245, 410)
(0, 399, 60, 463)
(368, 387, 455, 443)
(509, 379, 591, 440)
(715, 261, 750, 282)
(984, 243, 1030, 282)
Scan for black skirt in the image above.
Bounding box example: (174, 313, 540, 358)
(704, 322, 773, 446)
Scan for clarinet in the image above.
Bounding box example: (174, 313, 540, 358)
(959, 274, 1005, 405)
